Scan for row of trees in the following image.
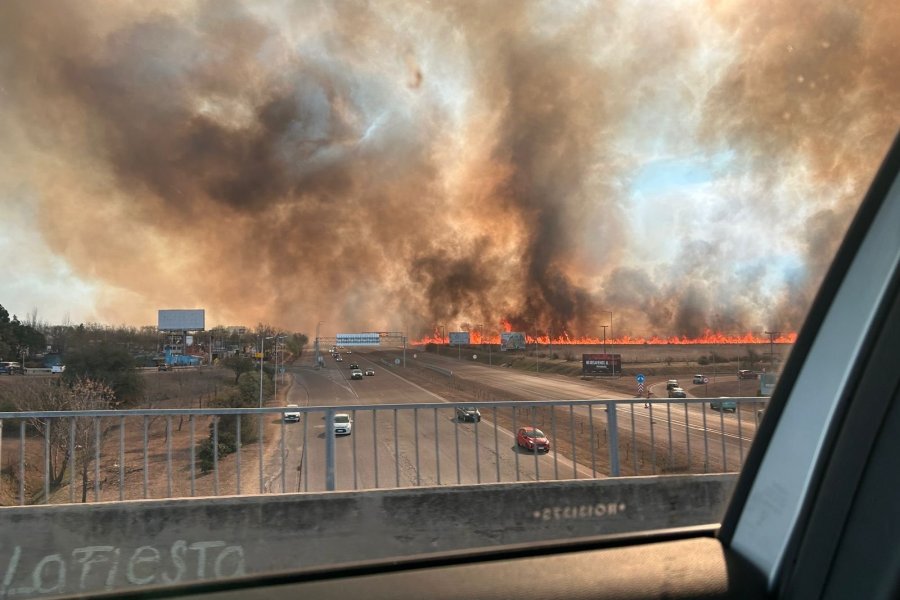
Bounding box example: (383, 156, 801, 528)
(0, 304, 46, 363)
(2, 304, 310, 367)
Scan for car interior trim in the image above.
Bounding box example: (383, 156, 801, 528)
(725, 134, 900, 586)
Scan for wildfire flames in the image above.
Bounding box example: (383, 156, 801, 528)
(414, 330, 797, 346)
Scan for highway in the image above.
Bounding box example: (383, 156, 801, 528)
(407, 352, 763, 473)
(266, 351, 594, 494)
(262, 349, 765, 493)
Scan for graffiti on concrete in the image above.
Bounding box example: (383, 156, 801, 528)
(1, 540, 245, 598)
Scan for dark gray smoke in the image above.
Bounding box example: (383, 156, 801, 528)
(0, 0, 896, 338)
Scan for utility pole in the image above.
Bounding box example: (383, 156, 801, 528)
(600, 325, 608, 355)
(764, 331, 781, 370)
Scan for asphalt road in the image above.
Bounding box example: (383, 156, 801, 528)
(266, 352, 594, 494)
(400, 352, 763, 474)
(262, 350, 766, 493)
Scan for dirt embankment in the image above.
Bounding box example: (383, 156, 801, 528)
(0, 367, 292, 506)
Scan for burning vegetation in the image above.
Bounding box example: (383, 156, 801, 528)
(0, 1, 896, 338)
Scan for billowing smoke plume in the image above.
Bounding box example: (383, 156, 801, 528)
(0, 0, 896, 337)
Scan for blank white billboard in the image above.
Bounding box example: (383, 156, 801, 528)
(336, 333, 381, 346)
(158, 309, 206, 331)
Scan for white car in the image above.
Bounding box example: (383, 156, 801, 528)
(334, 413, 352, 435)
(51, 365, 66, 374)
(283, 405, 301, 422)
(350, 369, 363, 380)
(364, 368, 375, 376)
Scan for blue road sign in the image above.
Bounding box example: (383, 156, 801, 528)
(636, 374, 645, 384)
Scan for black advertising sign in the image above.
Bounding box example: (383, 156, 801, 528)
(582, 353, 621, 375)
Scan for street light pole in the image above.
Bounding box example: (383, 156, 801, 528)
(260, 335, 277, 408)
(600, 325, 608, 355)
(315, 321, 324, 369)
(259, 335, 265, 408)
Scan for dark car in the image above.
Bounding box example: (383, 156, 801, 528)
(668, 387, 687, 399)
(516, 427, 550, 452)
(349, 363, 360, 370)
(738, 369, 757, 380)
(158, 364, 171, 372)
(2, 362, 23, 375)
(350, 369, 363, 380)
(455, 406, 481, 422)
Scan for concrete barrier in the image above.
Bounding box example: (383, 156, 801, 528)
(418, 362, 453, 377)
(0, 474, 736, 598)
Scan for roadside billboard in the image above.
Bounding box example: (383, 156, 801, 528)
(158, 309, 205, 331)
(448, 332, 470, 346)
(582, 353, 622, 376)
(500, 332, 526, 351)
(336, 333, 381, 346)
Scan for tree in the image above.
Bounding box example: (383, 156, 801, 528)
(221, 355, 256, 384)
(285, 333, 309, 359)
(68, 379, 118, 502)
(196, 371, 271, 472)
(13, 377, 119, 502)
(62, 342, 143, 402)
(0, 303, 46, 361)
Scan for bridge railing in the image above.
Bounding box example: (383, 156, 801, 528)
(0, 397, 767, 506)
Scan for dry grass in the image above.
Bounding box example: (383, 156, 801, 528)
(0, 368, 291, 505)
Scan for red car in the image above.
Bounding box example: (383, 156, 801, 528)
(516, 427, 550, 452)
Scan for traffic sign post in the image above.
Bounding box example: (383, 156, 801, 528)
(636, 373, 645, 397)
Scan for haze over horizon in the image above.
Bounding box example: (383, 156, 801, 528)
(1, 0, 897, 338)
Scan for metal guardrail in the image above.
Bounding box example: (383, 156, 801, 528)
(0, 397, 767, 506)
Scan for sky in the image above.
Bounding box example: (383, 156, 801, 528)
(0, 0, 897, 339)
